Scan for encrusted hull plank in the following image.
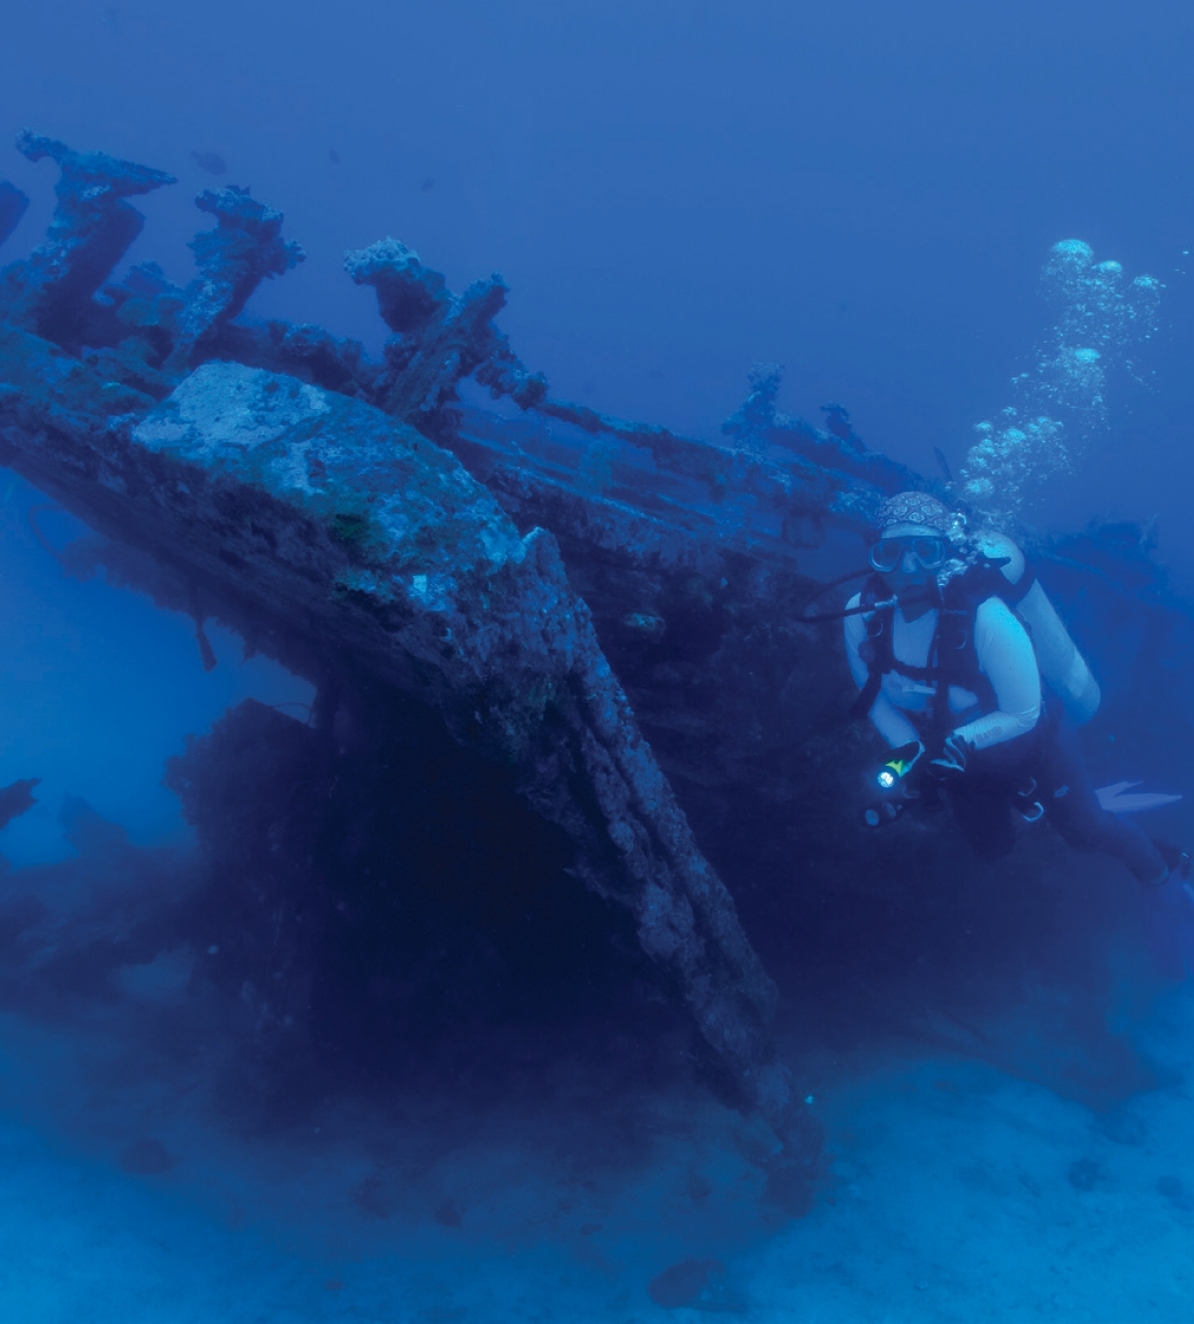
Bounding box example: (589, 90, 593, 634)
(0, 345, 812, 1157)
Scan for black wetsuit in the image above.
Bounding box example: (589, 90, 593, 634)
(947, 696, 1165, 883)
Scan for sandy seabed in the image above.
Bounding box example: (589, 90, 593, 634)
(0, 975, 1191, 1324)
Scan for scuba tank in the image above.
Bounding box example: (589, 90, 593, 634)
(973, 531, 1101, 724)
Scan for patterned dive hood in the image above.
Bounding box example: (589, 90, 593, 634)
(870, 490, 974, 587)
(873, 491, 955, 537)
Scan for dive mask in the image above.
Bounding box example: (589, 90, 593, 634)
(868, 535, 948, 574)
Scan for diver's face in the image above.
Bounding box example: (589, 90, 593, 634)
(868, 532, 946, 597)
(886, 551, 934, 593)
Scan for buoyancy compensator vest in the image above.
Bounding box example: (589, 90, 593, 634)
(851, 531, 1100, 747)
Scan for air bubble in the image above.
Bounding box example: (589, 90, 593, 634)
(961, 241, 1161, 524)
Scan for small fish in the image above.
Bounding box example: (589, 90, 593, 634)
(648, 1259, 719, 1309)
(119, 1136, 174, 1175)
(191, 149, 227, 176)
(421, 176, 436, 192)
(1096, 781, 1182, 814)
(0, 778, 39, 831)
(328, 147, 341, 165)
(194, 619, 218, 672)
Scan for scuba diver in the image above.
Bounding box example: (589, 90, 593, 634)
(843, 490, 1188, 887)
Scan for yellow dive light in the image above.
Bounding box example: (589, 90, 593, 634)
(874, 742, 921, 791)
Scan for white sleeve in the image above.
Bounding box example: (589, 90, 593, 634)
(844, 597, 922, 748)
(953, 597, 1041, 750)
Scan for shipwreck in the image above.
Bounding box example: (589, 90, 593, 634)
(0, 134, 1187, 1186)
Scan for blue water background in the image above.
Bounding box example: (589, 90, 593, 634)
(0, 3, 1192, 1319)
(3, 0, 1193, 564)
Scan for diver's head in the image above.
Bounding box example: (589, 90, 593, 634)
(867, 491, 962, 592)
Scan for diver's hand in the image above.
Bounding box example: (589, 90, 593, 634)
(864, 740, 928, 828)
(930, 733, 973, 779)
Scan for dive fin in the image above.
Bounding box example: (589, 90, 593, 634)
(1096, 782, 1182, 814)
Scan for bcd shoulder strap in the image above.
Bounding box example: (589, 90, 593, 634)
(852, 559, 1018, 732)
(850, 573, 897, 719)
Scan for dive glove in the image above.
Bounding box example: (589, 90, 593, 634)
(929, 732, 973, 779)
